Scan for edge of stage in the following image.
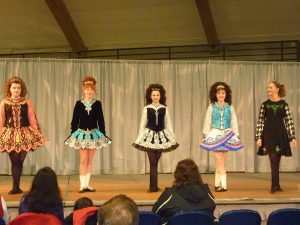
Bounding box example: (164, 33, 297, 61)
(1, 172, 300, 222)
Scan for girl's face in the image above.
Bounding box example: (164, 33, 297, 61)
(10, 83, 22, 98)
(216, 89, 226, 102)
(84, 87, 95, 100)
(151, 90, 161, 104)
(267, 82, 279, 97)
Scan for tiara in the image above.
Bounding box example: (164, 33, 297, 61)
(272, 80, 280, 86)
(151, 88, 160, 91)
(216, 85, 225, 90)
(83, 81, 95, 85)
(11, 77, 22, 82)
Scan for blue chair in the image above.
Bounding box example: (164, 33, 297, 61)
(267, 208, 300, 225)
(219, 209, 261, 225)
(0, 218, 5, 225)
(139, 211, 162, 225)
(168, 211, 214, 225)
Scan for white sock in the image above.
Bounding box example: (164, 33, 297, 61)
(85, 173, 91, 188)
(79, 175, 86, 189)
(220, 174, 227, 189)
(215, 172, 220, 187)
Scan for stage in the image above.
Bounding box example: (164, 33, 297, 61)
(1, 172, 300, 223)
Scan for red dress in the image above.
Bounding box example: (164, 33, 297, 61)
(0, 98, 47, 153)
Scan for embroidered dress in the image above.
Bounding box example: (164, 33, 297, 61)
(65, 99, 111, 150)
(0, 98, 47, 153)
(133, 104, 179, 152)
(200, 103, 243, 152)
(255, 99, 295, 156)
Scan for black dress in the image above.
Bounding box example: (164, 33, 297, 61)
(65, 99, 111, 150)
(255, 99, 296, 156)
(133, 104, 179, 152)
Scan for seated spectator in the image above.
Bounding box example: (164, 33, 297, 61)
(64, 197, 98, 225)
(98, 195, 139, 225)
(1, 195, 9, 224)
(152, 159, 217, 224)
(19, 167, 64, 221)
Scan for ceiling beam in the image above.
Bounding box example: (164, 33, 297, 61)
(195, 0, 220, 45)
(45, 0, 87, 52)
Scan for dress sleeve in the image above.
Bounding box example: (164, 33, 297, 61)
(230, 106, 239, 135)
(284, 103, 296, 141)
(27, 99, 40, 130)
(137, 107, 148, 137)
(71, 101, 80, 134)
(255, 103, 265, 140)
(0, 100, 5, 129)
(164, 107, 175, 137)
(203, 105, 212, 137)
(97, 101, 106, 135)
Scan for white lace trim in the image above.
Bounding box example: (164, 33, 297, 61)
(134, 128, 177, 150)
(65, 136, 111, 150)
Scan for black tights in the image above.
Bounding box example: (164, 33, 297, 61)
(268, 151, 281, 188)
(147, 151, 162, 190)
(9, 150, 27, 191)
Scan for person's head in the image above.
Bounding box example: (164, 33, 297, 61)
(268, 81, 286, 98)
(98, 195, 139, 225)
(26, 167, 62, 213)
(4, 76, 27, 98)
(173, 159, 203, 187)
(82, 76, 97, 100)
(74, 197, 94, 210)
(209, 81, 232, 105)
(145, 84, 166, 105)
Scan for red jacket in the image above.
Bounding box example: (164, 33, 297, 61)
(8, 212, 62, 225)
(73, 207, 98, 225)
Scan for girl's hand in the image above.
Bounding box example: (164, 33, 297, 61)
(291, 139, 297, 150)
(256, 139, 262, 147)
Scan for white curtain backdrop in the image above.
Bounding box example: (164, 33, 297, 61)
(0, 59, 299, 175)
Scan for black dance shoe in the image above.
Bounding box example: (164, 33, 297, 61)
(147, 187, 161, 193)
(84, 187, 96, 192)
(8, 188, 23, 195)
(78, 188, 85, 193)
(215, 186, 227, 192)
(270, 186, 283, 193)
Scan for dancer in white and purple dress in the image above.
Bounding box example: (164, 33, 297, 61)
(200, 82, 243, 192)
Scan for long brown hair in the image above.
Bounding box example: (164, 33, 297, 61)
(145, 83, 166, 105)
(209, 81, 232, 105)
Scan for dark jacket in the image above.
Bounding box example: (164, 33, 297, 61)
(152, 183, 216, 224)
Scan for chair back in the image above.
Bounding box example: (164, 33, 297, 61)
(0, 218, 5, 225)
(168, 211, 214, 225)
(219, 209, 261, 225)
(267, 208, 300, 225)
(139, 211, 162, 225)
(8, 212, 62, 225)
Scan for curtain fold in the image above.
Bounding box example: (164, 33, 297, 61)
(0, 59, 299, 175)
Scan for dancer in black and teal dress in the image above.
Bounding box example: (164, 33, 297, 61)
(200, 82, 243, 192)
(65, 76, 111, 193)
(256, 81, 297, 193)
(133, 84, 179, 192)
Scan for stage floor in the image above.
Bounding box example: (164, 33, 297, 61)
(1, 172, 300, 205)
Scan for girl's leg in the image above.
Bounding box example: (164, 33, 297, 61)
(268, 151, 282, 192)
(8, 150, 27, 194)
(79, 149, 88, 192)
(214, 152, 227, 191)
(85, 149, 96, 191)
(147, 151, 162, 192)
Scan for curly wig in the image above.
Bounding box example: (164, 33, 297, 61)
(145, 83, 166, 105)
(82, 76, 97, 90)
(209, 81, 232, 105)
(4, 76, 27, 98)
